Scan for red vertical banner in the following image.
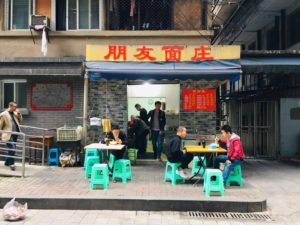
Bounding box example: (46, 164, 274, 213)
(182, 89, 216, 111)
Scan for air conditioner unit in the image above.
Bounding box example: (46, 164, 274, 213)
(31, 15, 50, 28)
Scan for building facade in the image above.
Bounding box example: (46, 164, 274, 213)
(0, 0, 222, 147)
(212, 0, 300, 159)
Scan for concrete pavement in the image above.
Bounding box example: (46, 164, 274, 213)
(0, 159, 299, 224)
(0, 160, 265, 212)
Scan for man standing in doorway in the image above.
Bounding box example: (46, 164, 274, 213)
(148, 101, 166, 161)
(0, 102, 22, 171)
(134, 103, 149, 126)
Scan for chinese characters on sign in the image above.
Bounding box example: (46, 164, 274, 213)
(86, 44, 231, 62)
(182, 89, 216, 111)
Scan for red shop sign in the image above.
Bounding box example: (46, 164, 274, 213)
(182, 89, 216, 111)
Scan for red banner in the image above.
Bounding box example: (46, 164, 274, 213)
(182, 89, 216, 111)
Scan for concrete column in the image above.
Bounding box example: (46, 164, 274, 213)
(99, 0, 105, 30)
(0, 0, 4, 31)
(82, 72, 89, 146)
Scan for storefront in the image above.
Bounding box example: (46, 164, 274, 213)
(83, 44, 241, 145)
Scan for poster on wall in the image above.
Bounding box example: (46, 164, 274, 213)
(182, 89, 216, 111)
(30, 82, 73, 110)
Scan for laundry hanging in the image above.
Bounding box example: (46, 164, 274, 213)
(130, 0, 136, 17)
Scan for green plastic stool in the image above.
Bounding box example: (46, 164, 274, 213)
(90, 164, 109, 190)
(128, 148, 138, 164)
(85, 156, 100, 179)
(108, 153, 115, 171)
(112, 159, 132, 183)
(225, 164, 243, 187)
(84, 148, 99, 169)
(164, 161, 185, 185)
(191, 156, 206, 176)
(203, 169, 224, 197)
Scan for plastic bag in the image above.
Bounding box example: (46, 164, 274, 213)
(3, 198, 27, 221)
(59, 152, 76, 167)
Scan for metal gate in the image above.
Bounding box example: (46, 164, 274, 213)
(227, 100, 279, 159)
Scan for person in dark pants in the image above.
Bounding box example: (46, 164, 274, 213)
(106, 125, 127, 160)
(148, 101, 166, 161)
(214, 125, 245, 184)
(166, 126, 193, 179)
(0, 101, 22, 171)
(134, 104, 149, 126)
(128, 116, 149, 156)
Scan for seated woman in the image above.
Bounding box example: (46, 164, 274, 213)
(107, 125, 127, 160)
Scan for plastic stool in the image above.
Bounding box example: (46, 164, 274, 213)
(90, 164, 109, 190)
(203, 169, 224, 197)
(84, 148, 99, 169)
(112, 159, 132, 183)
(48, 148, 60, 166)
(128, 148, 138, 164)
(191, 156, 206, 176)
(108, 153, 115, 171)
(85, 156, 100, 179)
(225, 165, 243, 187)
(164, 161, 185, 185)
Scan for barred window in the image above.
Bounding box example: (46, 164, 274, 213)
(107, 0, 204, 31)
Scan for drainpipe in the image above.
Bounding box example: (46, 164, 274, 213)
(82, 71, 89, 146)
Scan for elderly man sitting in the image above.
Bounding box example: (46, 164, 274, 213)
(166, 126, 193, 179)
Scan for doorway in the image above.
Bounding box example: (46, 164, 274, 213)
(127, 83, 180, 160)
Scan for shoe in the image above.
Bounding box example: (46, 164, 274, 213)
(156, 158, 162, 162)
(176, 169, 189, 179)
(9, 165, 16, 171)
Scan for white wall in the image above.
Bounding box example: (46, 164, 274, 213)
(127, 84, 180, 120)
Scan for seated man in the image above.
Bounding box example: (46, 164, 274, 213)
(166, 126, 193, 179)
(128, 115, 149, 156)
(107, 125, 127, 160)
(215, 125, 245, 184)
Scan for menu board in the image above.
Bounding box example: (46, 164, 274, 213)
(182, 89, 216, 111)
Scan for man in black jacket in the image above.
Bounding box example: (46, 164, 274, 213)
(166, 126, 193, 179)
(128, 116, 149, 156)
(135, 104, 149, 126)
(148, 101, 166, 161)
(107, 125, 127, 160)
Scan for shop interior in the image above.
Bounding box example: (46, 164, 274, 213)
(127, 82, 180, 159)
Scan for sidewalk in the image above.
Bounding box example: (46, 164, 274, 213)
(0, 159, 265, 212)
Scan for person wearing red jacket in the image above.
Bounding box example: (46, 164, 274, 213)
(215, 125, 245, 184)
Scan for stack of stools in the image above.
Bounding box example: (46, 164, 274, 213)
(127, 148, 138, 165)
(164, 161, 185, 185)
(48, 148, 60, 166)
(85, 156, 100, 179)
(112, 159, 132, 183)
(84, 149, 99, 169)
(225, 165, 243, 187)
(191, 156, 206, 176)
(90, 164, 109, 190)
(203, 169, 224, 197)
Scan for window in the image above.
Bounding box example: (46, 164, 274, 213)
(66, 0, 100, 30)
(1, 80, 27, 109)
(10, 0, 34, 30)
(287, 7, 300, 47)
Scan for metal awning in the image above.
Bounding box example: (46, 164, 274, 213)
(241, 57, 300, 74)
(0, 57, 84, 76)
(86, 60, 241, 81)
